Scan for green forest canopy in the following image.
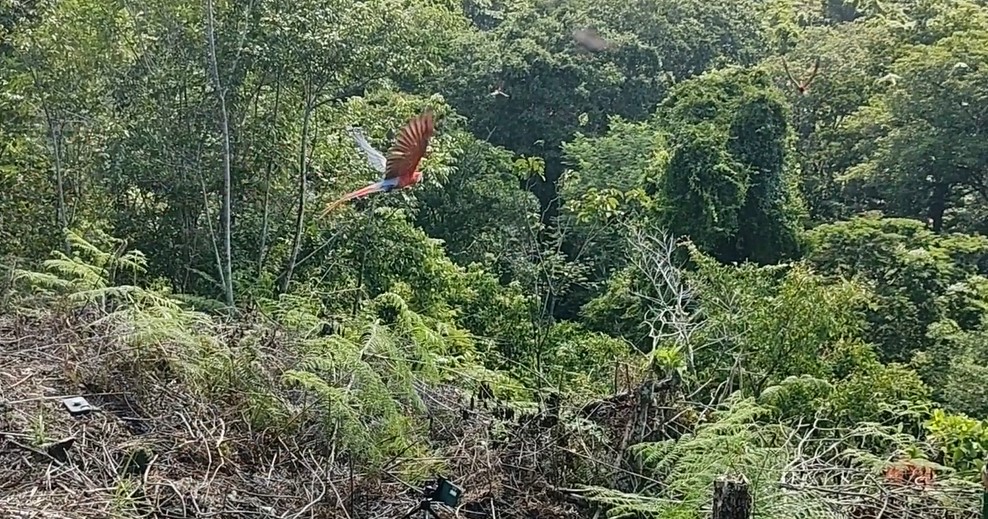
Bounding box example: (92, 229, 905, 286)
(2, 0, 988, 515)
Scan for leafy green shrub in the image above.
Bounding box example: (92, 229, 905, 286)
(924, 408, 988, 478)
(805, 215, 988, 363)
(823, 363, 931, 427)
(539, 321, 636, 397)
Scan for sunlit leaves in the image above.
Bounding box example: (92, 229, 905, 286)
(561, 115, 669, 196)
(688, 249, 872, 396)
(806, 215, 988, 362)
(924, 407, 988, 477)
(836, 13, 988, 230)
(512, 155, 545, 180)
(823, 362, 931, 426)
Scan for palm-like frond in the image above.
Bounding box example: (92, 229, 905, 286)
(582, 396, 844, 519)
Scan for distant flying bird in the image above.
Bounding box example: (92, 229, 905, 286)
(876, 72, 902, 87)
(320, 110, 436, 216)
(782, 56, 821, 95)
(489, 81, 509, 98)
(572, 28, 610, 52)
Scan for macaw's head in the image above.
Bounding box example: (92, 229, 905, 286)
(411, 170, 424, 184)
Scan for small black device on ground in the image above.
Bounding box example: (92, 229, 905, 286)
(401, 476, 464, 519)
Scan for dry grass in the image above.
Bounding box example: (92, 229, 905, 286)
(0, 310, 594, 519)
(0, 311, 332, 518)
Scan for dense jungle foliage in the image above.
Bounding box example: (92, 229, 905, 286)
(2, 0, 988, 515)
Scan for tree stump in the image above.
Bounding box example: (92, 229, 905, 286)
(712, 475, 752, 519)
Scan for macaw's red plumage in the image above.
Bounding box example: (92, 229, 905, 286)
(320, 110, 436, 217)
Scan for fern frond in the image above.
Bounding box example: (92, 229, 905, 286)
(67, 285, 143, 305)
(587, 396, 845, 519)
(12, 229, 151, 309)
(11, 269, 73, 292)
(581, 486, 682, 519)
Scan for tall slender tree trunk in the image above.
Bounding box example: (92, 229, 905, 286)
(41, 106, 69, 255)
(257, 67, 284, 278)
(280, 83, 314, 294)
(205, 0, 235, 308)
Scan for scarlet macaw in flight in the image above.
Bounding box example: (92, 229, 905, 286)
(320, 110, 435, 216)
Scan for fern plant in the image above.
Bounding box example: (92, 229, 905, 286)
(11, 228, 147, 311)
(274, 291, 478, 473)
(581, 396, 843, 519)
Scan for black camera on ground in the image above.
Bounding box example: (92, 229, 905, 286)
(402, 476, 464, 519)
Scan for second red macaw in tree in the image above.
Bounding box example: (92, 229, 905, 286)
(320, 109, 435, 217)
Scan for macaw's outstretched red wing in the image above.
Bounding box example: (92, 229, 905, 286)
(384, 110, 435, 181)
(320, 109, 436, 217)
